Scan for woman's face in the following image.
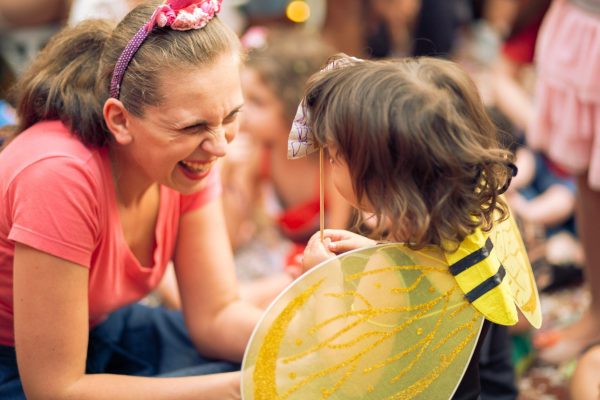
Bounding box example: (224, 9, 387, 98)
(240, 67, 290, 145)
(123, 52, 244, 195)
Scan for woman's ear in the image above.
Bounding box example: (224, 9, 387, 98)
(103, 98, 132, 145)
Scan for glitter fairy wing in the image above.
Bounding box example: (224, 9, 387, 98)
(442, 207, 541, 328)
(443, 227, 518, 327)
(242, 244, 485, 399)
(489, 212, 542, 328)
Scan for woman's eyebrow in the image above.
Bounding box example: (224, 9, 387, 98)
(226, 104, 244, 118)
(177, 104, 244, 129)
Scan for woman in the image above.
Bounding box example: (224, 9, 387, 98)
(0, 1, 261, 398)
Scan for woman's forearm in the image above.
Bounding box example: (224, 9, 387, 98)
(191, 300, 263, 362)
(28, 371, 240, 400)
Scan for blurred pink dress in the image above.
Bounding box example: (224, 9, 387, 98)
(529, 0, 600, 189)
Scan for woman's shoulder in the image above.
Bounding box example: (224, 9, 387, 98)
(0, 120, 108, 191)
(4, 120, 102, 162)
(16, 120, 95, 152)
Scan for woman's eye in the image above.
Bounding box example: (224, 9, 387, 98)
(224, 112, 240, 124)
(183, 124, 208, 134)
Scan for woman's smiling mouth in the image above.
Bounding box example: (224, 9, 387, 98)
(178, 159, 215, 180)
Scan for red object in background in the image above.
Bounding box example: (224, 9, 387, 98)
(502, 0, 551, 64)
(502, 17, 544, 64)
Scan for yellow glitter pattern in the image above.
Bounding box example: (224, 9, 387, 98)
(251, 279, 324, 400)
(490, 213, 542, 328)
(242, 244, 485, 399)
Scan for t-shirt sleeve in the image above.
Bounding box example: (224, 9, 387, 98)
(7, 157, 101, 267)
(179, 166, 223, 215)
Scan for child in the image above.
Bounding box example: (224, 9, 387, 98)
(232, 28, 352, 275)
(299, 56, 519, 398)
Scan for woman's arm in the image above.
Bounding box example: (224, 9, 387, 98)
(173, 198, 263, 362)
(13, 243, 241, 399)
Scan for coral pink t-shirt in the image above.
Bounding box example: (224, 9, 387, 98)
(0, 121, 221, 346)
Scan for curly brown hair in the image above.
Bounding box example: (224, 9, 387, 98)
(305, 56, 514, 250)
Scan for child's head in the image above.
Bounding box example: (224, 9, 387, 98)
(241, 28, 334, 145)
(305, 56, 513, 249)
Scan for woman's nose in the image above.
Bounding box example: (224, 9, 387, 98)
(201, 130, 228, 157)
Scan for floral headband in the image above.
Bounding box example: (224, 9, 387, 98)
(287, 56, 363, 159)
(110, 0, 223, 99)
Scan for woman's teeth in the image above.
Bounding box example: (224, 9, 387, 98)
(180, 160, 214, 173)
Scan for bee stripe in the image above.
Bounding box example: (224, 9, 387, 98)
(464, 264, 506, 302)
(449, 238, 494, 276)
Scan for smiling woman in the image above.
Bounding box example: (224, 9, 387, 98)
(107, 52, 244, 197)
(0, 1, 264, 399)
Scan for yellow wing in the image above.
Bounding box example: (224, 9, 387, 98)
(442, 205, 541, 329)
(443, 227, 518, 326)
(489, 212, 542, 329)
(242, 244, 485, 400)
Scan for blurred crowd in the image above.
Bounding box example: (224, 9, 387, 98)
(1, 0, 597, 398)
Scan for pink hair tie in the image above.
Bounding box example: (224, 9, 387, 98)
(109, 0, 223, 99)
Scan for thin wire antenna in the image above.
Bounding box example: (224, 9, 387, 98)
(319, 147, 325, 242)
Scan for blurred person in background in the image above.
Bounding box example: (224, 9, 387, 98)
(0, 0, 69, 78)
(366, 0, 472, 58)
(528, 0, 600, 365)
(229, 27, 352, 298)
(489, 0, 551, 133)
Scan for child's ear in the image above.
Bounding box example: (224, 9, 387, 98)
(103, 98, 132, 145)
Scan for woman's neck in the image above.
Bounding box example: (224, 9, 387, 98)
(109, 147, 157, 208)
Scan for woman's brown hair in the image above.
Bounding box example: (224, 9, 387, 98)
(11, 1, 239, 147)
(305, 56, 513, 250)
